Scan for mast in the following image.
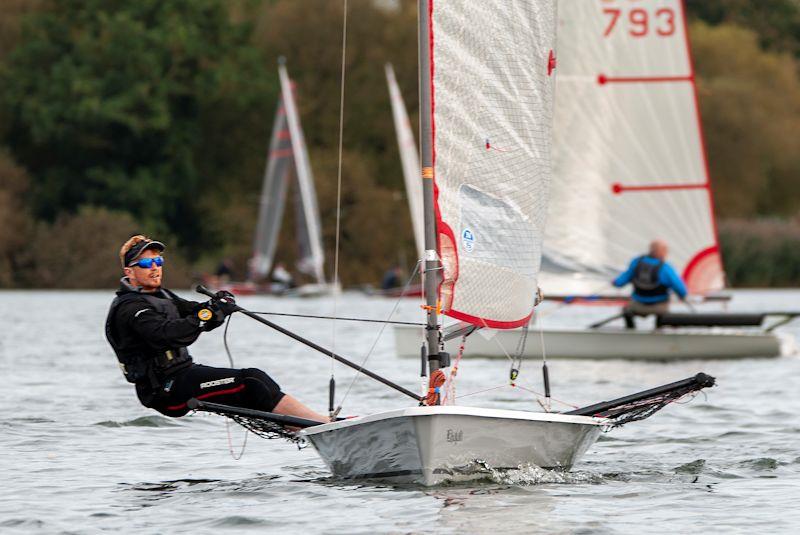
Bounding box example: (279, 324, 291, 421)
(418, 0, 441, 376)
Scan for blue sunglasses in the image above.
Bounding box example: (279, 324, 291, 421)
(129, 256, 164, 269)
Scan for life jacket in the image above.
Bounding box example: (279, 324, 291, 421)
(105, 287, 193, 386)
(632, 256, 668, 298)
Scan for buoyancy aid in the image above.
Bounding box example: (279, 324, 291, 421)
(632, 256, 668, 298)
(105, 285, 194, 386)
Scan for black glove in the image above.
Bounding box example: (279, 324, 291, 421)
(194, 300, 225, 331)
(214, 290, 236, 302)
(212, 291, 238, 316)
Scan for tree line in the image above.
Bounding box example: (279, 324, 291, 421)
(0, 0, 798, 289)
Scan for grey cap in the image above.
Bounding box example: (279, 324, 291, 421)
(124, 239, 165, 266)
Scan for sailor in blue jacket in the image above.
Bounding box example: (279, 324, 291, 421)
(613, 240, 688, 329)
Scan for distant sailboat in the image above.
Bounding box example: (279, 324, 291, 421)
(227, 60, 337, 297)
(386, 63, 425, 263)
(540, 0, 723, 298)
(394, 0, 797, 359)
(378, 63, 425, 297)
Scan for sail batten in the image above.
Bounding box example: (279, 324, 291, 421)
(429, 0, 557, 328)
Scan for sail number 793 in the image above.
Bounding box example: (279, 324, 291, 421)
(602, 2, 676, 38)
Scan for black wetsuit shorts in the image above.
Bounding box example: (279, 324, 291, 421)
(137, 364, 285, 417)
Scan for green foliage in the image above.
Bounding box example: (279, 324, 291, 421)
(719, 219, 800, 287)
(691, 21, 800, 218)
(16, 205, 193, 289)
(686, 0, 800, 58)
(250, 0, 420, 284)
(0, 1, 799, 288)
(1, 0, 275, 255)
(0, 149, 34, 287)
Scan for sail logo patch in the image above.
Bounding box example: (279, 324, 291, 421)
(461, 228, 475, 253)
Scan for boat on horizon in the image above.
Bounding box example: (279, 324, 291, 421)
(219, 59, 339, 298)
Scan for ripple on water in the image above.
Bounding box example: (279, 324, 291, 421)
(4, 290, 800, 534)
(208, 515, 276, 528)
(124, 478, 222, 492)
(94, 415, 181, 428)
(674, 459, 706, 475)
(738, 457, 781, 471)
(1, 417, 56, 425)
(0, 519, 47, 529)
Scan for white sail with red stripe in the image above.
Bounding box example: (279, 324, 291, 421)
(251, 62, 327, 285)
(252, 95, 292, 280)
(278, 63, 326, 284)
(429, 1, 558, 328)
(385, 63, 425, 262)
(542, 0, 724, 296)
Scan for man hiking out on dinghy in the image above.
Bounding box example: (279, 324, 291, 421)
(613, 239, 688, 329)
(105, 235, 327, 422)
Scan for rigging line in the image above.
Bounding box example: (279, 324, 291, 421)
(537, 309, 547, 367)
(512, 383, 579, 410)
(479, 317, 514, 364)
(222, 314, 249, 459)
(536, 279, 619, 320)
(329, 0, 348, 381)
(245, 311, 424, 327)
(334, 261, 422, 413)
(223, 314, 235, 367)
(441, 333, 466, 405)
(538, 318, 548, 363)
(536, 302, 552, 412)
(454, 383, 508, 400)
(451, 378, 578, 410)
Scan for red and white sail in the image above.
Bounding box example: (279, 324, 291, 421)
(542, 0, 724, 296)
(429, 1, 558, 328)
(252, 95, 292, 280)
(252, 63, 326, 285)
(278, 63, 326, 284)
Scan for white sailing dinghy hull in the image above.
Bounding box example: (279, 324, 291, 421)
(301, 406, 603, 486)
(393, 324, 783, 360)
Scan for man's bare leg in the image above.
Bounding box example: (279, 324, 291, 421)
(273, 394, 328, 422)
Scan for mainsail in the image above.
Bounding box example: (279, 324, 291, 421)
(251, 96, 292, 280)
(251, 62, 327, 285)
(542, 0, 724, 296)
(278, 62, 326, 284)
(385, 63, 425, 262)
(429, 1, 557, 328)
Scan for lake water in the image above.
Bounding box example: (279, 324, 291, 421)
(2, 289, 799, 534)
